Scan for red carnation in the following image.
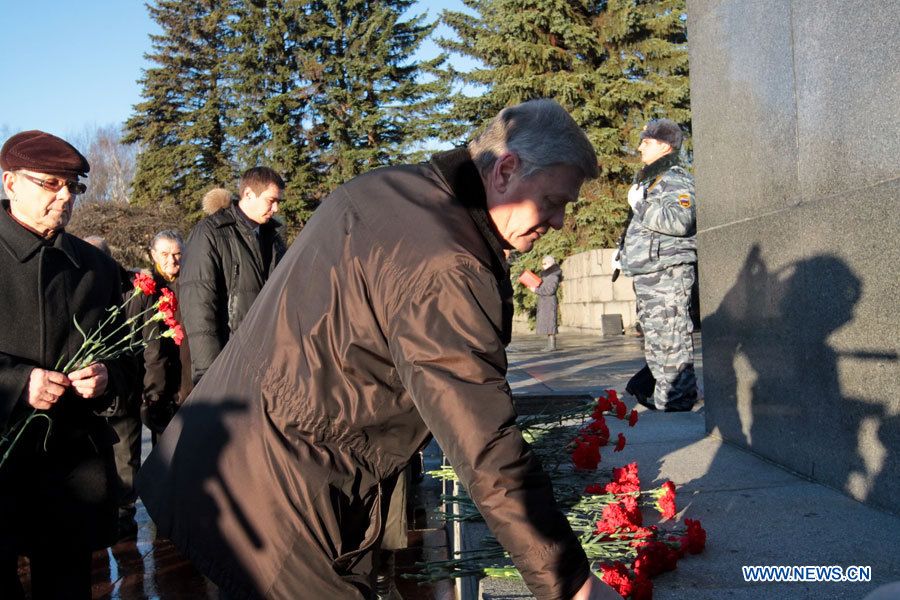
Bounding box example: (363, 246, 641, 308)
(614, 432, 627, 452)
(584, 416, 610, 445)
(605, 462, 641, 494)
(628, 526, 657, 548)
(684, 519, 706, 554)
(628, 409, 639, 426)
(599, 562, 633, 598)
(597, 499, 641, 534)
(158, 287, 178, 313)
(133, 272, 156, 296)
(633, 541, 679, 578)
(584, 483, 604, 495)
(170, 323, 185, 347)
(615, 399, 627, 420)
(622, 495, 642, 526)
(607, 389, 620, 403)
(571, 435, 601, 470)
(596, 504, 630, 534)
(632, 574, 653, 600)
(605, 480, 636, 495)
(653, 481, 677, 520)
(612, 462, 640, 486)
(594, 394, 612, 415)
(157, 288, 179, 327)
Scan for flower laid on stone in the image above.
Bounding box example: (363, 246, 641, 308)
(410, 390, 709, 600)
(651, 481, 677, 521)
(582, 462, 707, 598)
(571, 390, 637, 469)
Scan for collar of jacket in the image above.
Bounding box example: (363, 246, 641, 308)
(212, 202, 283, 234)
(541, 263, 561, 278)
(429, 148, 509, 271)
(0, 199, 81, 267)
(636, 152, 681, 186)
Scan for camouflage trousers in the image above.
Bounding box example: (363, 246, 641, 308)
(633, 263, 698, 410)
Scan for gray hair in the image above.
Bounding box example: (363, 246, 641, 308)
(150, 230, 184, 252)
(468, 99, 598, 180)
(542, 255, 556, 267)
(84, 235, 111, 255)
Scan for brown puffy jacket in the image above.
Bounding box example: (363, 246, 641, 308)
(137, 150, 589, 599)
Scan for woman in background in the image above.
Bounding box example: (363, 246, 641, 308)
(531, 255, 562, 351)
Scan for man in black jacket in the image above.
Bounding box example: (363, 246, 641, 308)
(0, 131, 133, 599)
(179, 167, 286, 384)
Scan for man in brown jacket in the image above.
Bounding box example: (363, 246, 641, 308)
(137, 100, 620, 600)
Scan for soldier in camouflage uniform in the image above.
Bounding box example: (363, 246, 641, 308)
(617, 119, 697, 411)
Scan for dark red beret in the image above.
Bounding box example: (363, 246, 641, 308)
(0, 130, 90, 179)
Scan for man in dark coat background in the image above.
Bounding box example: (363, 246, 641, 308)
(179, 167, 286, 384)
(138, 100, 620, 600)
(0, 131, 133, 599)
(86, 230, 188, 541)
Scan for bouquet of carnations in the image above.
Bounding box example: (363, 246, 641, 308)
(409, 390, 708, 600)
(0, 272, 184, 471)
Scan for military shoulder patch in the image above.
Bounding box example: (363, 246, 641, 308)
(677, 194, 692, 208)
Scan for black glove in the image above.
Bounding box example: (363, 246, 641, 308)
(140, 398, 177, 435)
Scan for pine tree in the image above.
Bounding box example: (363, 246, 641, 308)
(228, 0, 319, 229)
(124, 0, 235, 210)
(440, 0, 689, 243)
(125, 0, 455, 236)
(439, 0, 690, 315)
(301, 0, 449, 191)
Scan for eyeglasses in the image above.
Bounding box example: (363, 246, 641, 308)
(17, 172, 87, 195)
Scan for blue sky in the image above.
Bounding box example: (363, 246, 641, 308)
(0, 0, 474, 140)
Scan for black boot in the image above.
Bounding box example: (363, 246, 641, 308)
(374, 551, 403, 600)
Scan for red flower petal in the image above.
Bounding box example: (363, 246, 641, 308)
(628, 409, 639, 426)
(133, 272, 156, 296)
(584, 483, 604, 494)
(684, 518, 707, 554)
(599, 562, 633, 598)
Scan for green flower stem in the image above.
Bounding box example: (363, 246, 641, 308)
(61, 297, 163, 373)
(0, 410, 52, 471)
(58, 290, 142, 371)
(2, 290, 169, 474)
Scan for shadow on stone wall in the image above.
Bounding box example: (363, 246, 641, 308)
(703, 244, 898, 513)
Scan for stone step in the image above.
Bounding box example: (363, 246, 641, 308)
(395, 527, 456, 600)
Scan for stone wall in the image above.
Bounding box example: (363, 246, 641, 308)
(688, 0, 900, 514)
(560, 248, 637, 333)
(514, 248, 637, 335)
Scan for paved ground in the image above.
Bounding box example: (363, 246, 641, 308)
(17, 332, 900, 599)
(486, 333, 900, 600)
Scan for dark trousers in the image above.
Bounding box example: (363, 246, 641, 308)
(0, 430, 116, 600)
(0, 547, 92, 600)
(108, 412, 142, 522)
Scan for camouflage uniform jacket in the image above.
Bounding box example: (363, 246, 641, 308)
(621, 155, 697, 276)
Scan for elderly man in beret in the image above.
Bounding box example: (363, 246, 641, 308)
(615, 118, 699, 412)
(0, 131, 134, 599)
